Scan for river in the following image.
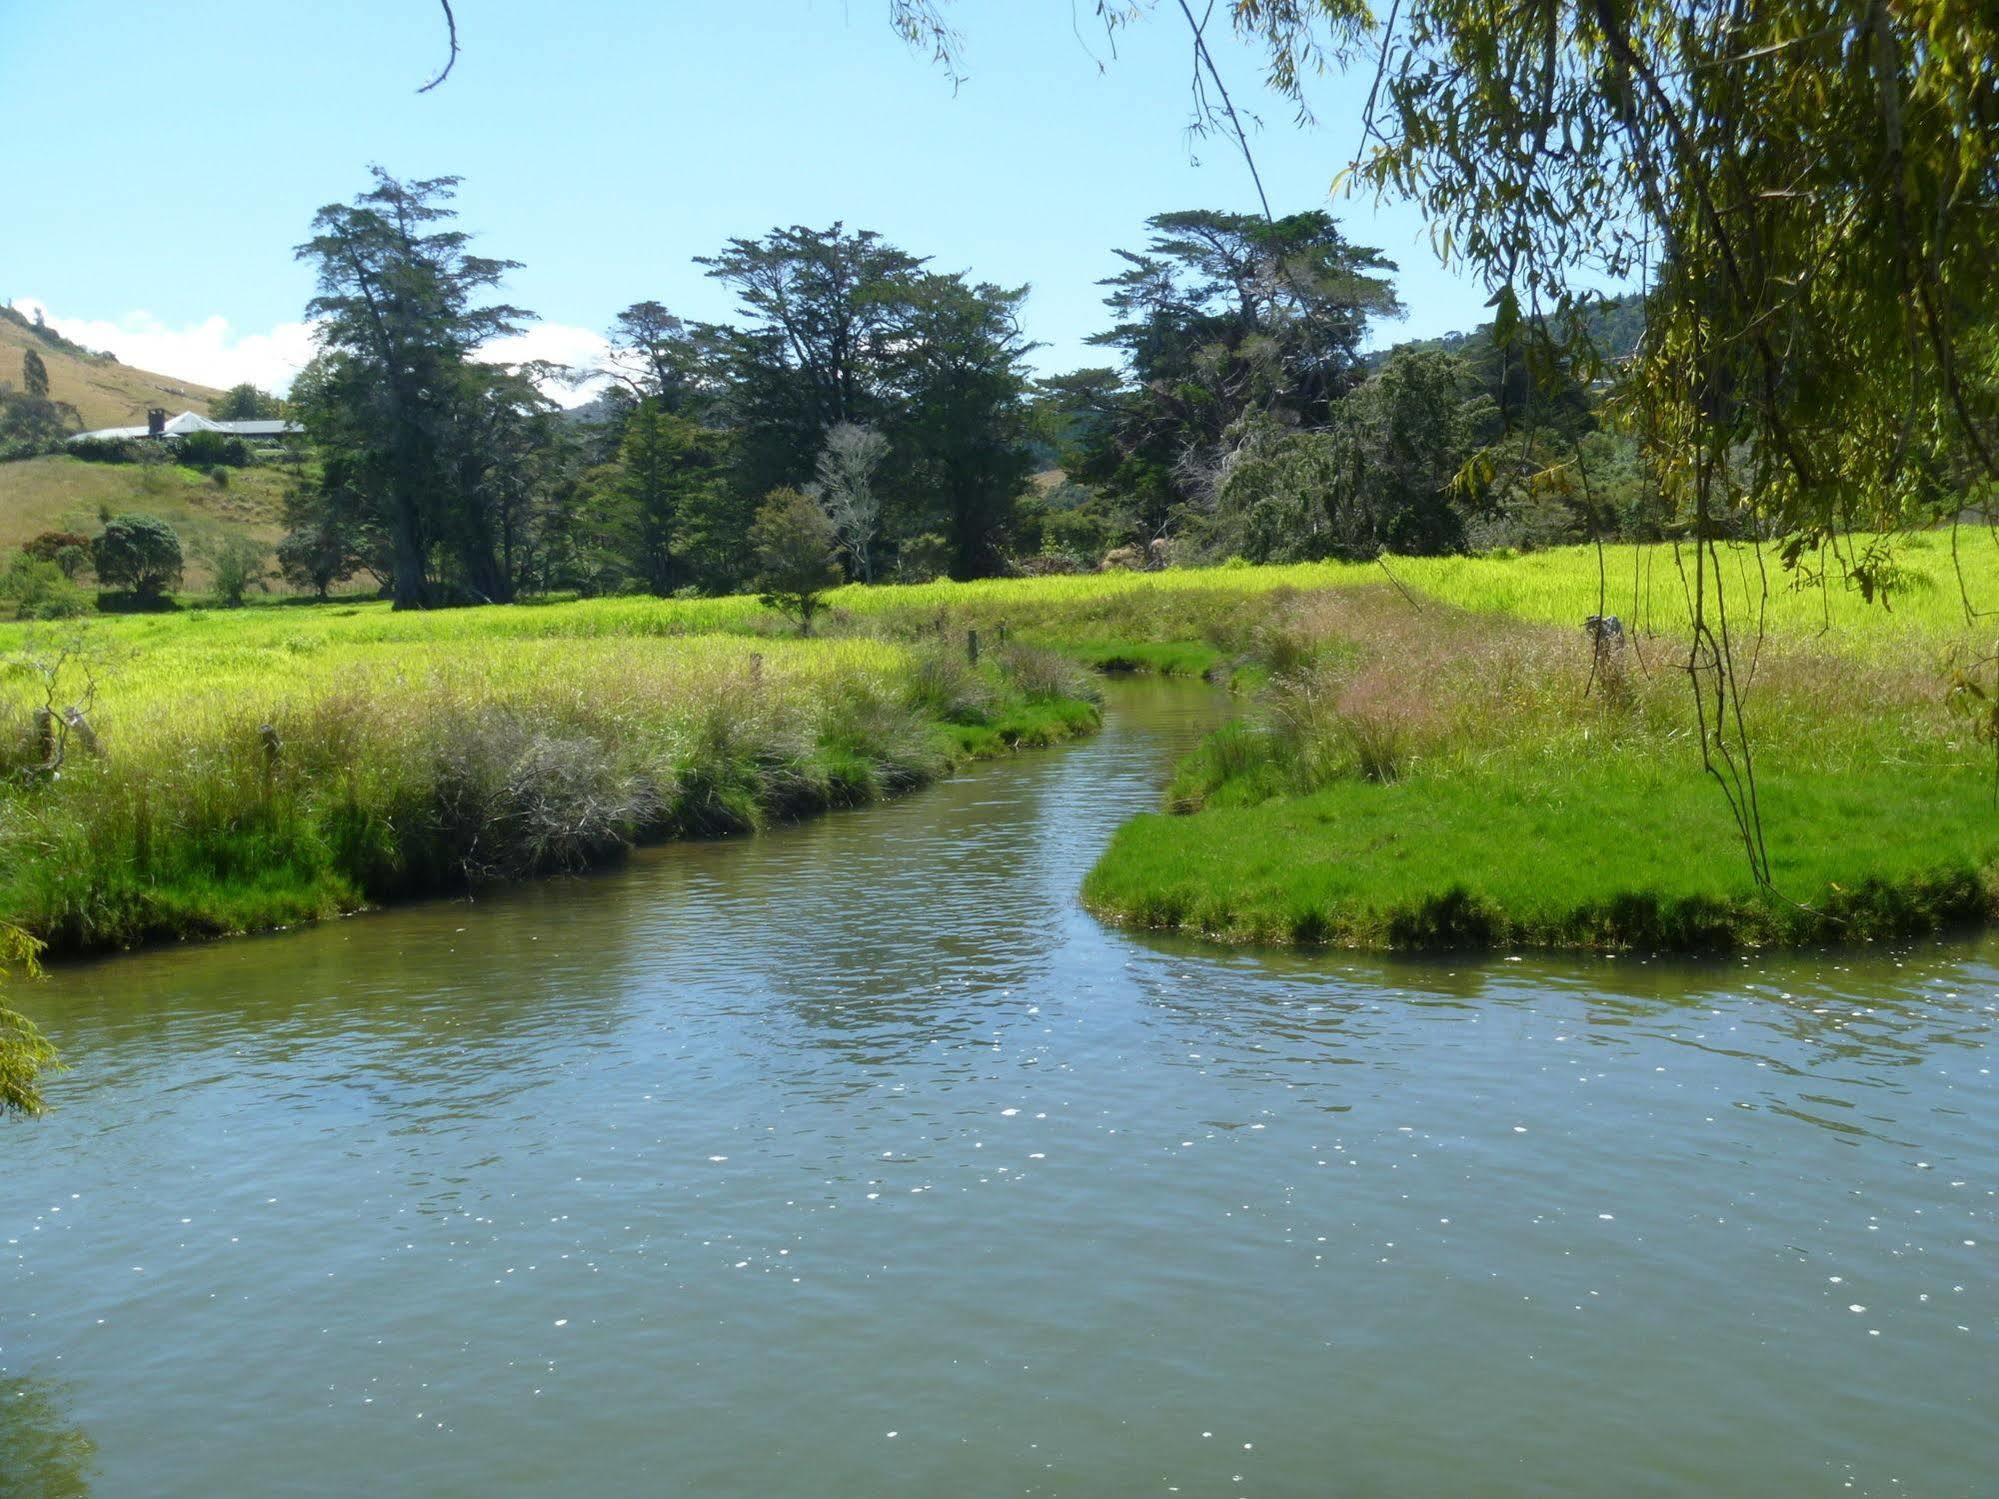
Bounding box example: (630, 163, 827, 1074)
(3, 679, 1994, 1496)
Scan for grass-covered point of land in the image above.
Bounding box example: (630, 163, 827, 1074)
(1082, 579, 1999, 952)
(0, 620, 1099, 954)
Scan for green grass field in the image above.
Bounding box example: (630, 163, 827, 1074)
(0, 454, 290, 591)
(3, 529, 1995, 955)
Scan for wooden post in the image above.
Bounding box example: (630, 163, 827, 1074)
(33, 708, 55, 768)
(997, 620, 1009, 645)
(259, 724, 282, 777)
(966, 628, 980, 664)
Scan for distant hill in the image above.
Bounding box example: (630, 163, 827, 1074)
(0, 303, 224, 431)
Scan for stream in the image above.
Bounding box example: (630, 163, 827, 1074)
(3, 678, 1995, 1496)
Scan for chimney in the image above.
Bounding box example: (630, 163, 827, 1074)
(146, 408, 167, 438)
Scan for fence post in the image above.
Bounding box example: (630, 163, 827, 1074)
(259, 724, 282, 780)
(966, 628, 980, 665)
(33, 709, 55, 768)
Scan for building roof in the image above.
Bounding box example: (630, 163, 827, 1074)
(69, 411, 302, 443)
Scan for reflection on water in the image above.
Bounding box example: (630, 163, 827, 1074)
(0, 1378, 96, 1498)
(3, 680, 1995, 1497)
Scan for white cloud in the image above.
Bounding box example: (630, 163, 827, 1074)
(16, 298, 612, 408)
(482, 323, 614, 408)
(17, 297, 319, 397)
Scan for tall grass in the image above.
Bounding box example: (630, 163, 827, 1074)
(0, 634, 1099, 952)
(5, 531, 1991, 957)
(1089, 581, 1999, 951)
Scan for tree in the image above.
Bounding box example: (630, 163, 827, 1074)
(211, 383, 283, 421)
(1210, 349, 1480, 562)
(751, 487, 840, 633)
(276, 404, 384, 601)
(206, 535, 269, 607)
(886, 275, 1037, 578)
(0, 351, 79, 452)
(1096, 209, 1399, 430)
(809, 423, 888, 582)
(1048, 209, 1402, 539)
(20, 531, 92, 571)
(1, 925, 58, 1118)
(700, 224, 926, 499)
(579, 398, 727, 595)
(93, 513, 183, 605)
(604, 301, 720, 415)
(294, 168, 533, 608)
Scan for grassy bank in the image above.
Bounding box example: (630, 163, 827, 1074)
(0, 627, 1098, 953)
(1083, 581, 1999, 951)
(5, 530, 1996, 958)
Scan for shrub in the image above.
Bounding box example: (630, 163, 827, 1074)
(174, 429, 251, 468)
(67, 437, 142, 464)
(0, 555, 87, 620)
(93, 513, 183, 606)
(20, 531, 92, 572)
(206, 536, 268, 607)
(897, 533, 953, 583)
(994, 644, 1099, 705)
(432, 711, 658, 881)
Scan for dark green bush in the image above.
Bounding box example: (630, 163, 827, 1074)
(93, 513, 183, 606)
(174, 429, 251, 468)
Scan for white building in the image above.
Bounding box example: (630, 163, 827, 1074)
(70, 408, 301, 443)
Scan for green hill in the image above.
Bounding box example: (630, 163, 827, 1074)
(0, 454, 290, 591)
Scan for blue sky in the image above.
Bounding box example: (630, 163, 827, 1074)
(0, 0, 1495, 398)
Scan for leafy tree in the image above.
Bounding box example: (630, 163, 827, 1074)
(809, 422, 889, 582)
(294, 168, 533, 608)
(1071, 208, 1400, 534)
(604, 301, 721, 416)
(886, 275, 1037, 578)
(1211, 348, 1479, 562)
(276, 412, 384, 600)
(206, 535, 269, 607)
(1095, 209, 1398, 433)
(93, 513, 183, 605)
(276, 523, 358, 601)
(1, 924, 58, 1117)
(700, 223, 926, 499)
(0, 355, 79, 453)
(751, 487, 840, 633)
(211, 383, 283, 421)
(590, 398, 727, 595)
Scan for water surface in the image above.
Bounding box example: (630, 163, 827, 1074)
(4, 680, 1995, 1496)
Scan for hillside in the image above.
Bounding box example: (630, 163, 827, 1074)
(0, 454, 289, 589)
(0, 303, 223, 430)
